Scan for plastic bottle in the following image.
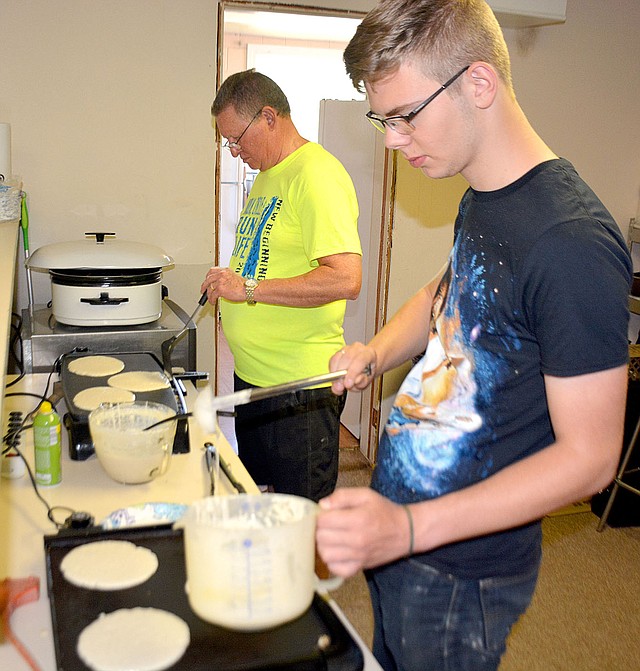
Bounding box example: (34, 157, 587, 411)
(34, 401, 61, 486)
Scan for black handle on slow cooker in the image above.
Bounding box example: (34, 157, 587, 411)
(85, 231, 116, 243)
(80, 292, 129, 305)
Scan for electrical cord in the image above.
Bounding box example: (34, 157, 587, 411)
(2, 394, 42, 457)
(3, 417, 91, 529)
(6, 312, 25, 387)
(6, 349, 65, 398)
(5, 371, 25, 388)
(4, 392, 51, 405)
(5, 435, 75, 528)
(2, 354, 94, 529)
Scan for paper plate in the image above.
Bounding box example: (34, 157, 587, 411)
(101, 502, 188, 530)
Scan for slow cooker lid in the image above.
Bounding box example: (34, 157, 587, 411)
(27, 232, 174, 270)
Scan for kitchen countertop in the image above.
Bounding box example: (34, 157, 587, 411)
(0, 219, 20, 430)
(1, 374, 381, 671)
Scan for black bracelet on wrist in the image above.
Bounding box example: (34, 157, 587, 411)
(402, 504, 414, 556)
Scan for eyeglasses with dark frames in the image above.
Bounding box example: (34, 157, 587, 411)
(366, 66, 470, 135)
(222, 110, 262, 150)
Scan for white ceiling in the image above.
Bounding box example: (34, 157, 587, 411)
(224, 9, 362, 42)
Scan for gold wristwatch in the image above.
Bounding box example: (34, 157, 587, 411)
(244, 278, 258, 305)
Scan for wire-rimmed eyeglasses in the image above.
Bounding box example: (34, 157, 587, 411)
(222, 110, 262, 150)
(366, 66, 470, 135)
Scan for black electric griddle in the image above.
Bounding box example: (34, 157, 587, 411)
(60, 351, 189, 460)
(44, 524, 364, 671)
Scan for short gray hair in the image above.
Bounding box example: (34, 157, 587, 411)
(211, 69, 291, 119)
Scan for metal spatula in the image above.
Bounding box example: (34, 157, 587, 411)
(194, 369, 350, 434)
(144, 369, 349, 432)
(161, 290, 208, 374)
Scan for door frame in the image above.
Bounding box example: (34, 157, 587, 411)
(213, 0, 395, 463)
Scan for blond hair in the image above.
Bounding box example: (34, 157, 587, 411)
(344, 0, 513, 94)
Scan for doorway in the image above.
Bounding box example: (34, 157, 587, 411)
(214, 2, 391, 460)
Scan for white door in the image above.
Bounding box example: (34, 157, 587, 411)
(318, 99, 386, 440)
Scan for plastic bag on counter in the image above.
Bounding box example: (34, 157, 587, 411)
(0, 177, 22, 221)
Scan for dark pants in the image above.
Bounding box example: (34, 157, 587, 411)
(367, 558, 539, 671)
(234, 373, 346, 502)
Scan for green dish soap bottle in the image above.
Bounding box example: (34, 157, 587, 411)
(34, 401, 61, 486)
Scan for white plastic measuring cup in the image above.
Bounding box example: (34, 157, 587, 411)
(181, 494, 318, 631)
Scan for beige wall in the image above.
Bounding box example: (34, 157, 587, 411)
(385, 0, 640, 320)
(505, 3, 640, 228)
(1, 0, 639, 379)
(0, 0, 220, 372)
(379, 0, 640, 415)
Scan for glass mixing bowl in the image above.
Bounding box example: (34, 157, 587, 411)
(88, 401, 177, 484)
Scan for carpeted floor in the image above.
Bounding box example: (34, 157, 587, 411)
(332, 429, 640, 669)
(331, 440, 375, 648)
(501, 513, 640, 670)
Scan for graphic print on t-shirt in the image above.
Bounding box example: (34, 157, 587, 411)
(393, 276, 482, 433)
(368, 159, 633, 575)
(232, 195, 282, 279)
(372, 247, 487, 502)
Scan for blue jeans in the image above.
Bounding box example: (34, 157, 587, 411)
(366, 557, 540, 671)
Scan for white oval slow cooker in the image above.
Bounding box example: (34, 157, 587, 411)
(27, 232, 174, 327)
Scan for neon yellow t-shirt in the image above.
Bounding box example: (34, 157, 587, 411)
(220, 141, 361, 387)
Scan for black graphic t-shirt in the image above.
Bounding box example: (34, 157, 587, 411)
(372, 159, 632, 579)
